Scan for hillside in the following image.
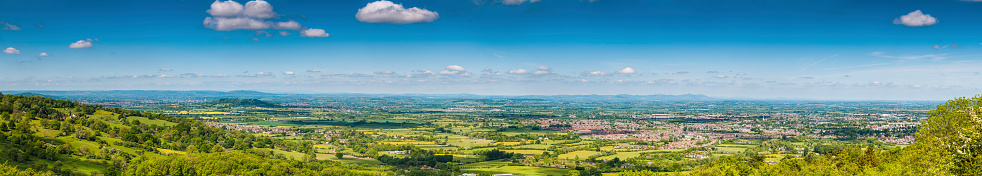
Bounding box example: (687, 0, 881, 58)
(197, 98, 281, 109)
(0, 93, 386, 175)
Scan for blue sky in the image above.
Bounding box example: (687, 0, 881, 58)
(2, 0, 982, 100)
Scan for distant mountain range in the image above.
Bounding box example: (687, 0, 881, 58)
(0, 90, 720, 102)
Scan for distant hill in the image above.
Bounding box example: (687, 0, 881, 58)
(12, 92, 62, 99)
(0, 90, 277, 101)
(196, 98, 281, 109)
(517, 94, 718, 102)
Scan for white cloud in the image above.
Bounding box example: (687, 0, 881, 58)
(1, 22, 20, 31)
(508, 69, 530, 74)
(256, 31, 272, 37)
(502, 0, 542, 5)
(203, 17, 271, 31)
(256, 72, 271, 76)
(356, 0, 439, 24)
(446, 65, 465, 71)
(205, 0, 276, 19)
(207, 0, 244, 17)
(159, 68, 173, 71)
(274, 21, 301, 30)
(533, 70, 553, 75)
(38, 53, 50, 57)
(283, 71, 295, 75)
(214, 74, 229, 77)
(3, 47, 20, 54)
(439, 70, 459, 74)
(615, 67, 636, 75)
(279, 31, 290, 36)
(306, 69, 321, 73)
(894, 10, 937, 27)
(584, 71, 611, 76)
(440, 65, 468, 75)
(714, 75, 728, 78)
(203, 0, 318, 33)
(409, 70, 436, 77)
(375, 71, 396, 75)
(538, 66, 551, 71)
(300, 28, 329, 37)
(243, 0, 276, 19)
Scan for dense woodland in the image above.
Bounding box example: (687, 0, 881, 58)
(0, 93, 386, 175)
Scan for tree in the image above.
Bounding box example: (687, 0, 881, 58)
(336, 152, 344, 159)
(907, 95, 982, 175)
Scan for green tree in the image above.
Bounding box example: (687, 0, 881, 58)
(907, 95, 982, 175)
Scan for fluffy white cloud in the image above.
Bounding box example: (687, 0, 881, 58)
(1, 22, 20, 31)
(446, 65, 465, 71)
(3, 47, 20, 54)
(301, 28, 329, 37)
(533, 70, 552, 75)
(440, 65, 467, 75)
(256, 72, 271, 76)
(279, 31, 291, 36)
(207, 0, 244, 17)
(274, 21, 301, 30)
(38, 53, 50, 57)
(203, 17, 271, 31)
(306, 69, 321, 73)
(159, 68, 173, 71)
(356, 0, 439, 24)
(714, 75, 728, 78)
(283, 71, 295, 75)
(894, 10, 937, 27)
(508, 69, 530, 74)
(206, 0, 276, 19)
(68, 39, 92, 49)
(538, 66, 550, 71)
(615, 67, 636, 75)
(243, 0, 276, 19)
(203, 0, 317, 33)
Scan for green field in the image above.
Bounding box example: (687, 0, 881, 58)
(558, 151, 601, 159)
(503, 149, 547, 155)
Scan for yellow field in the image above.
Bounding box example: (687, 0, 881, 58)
(558, 151, 601, 159)
(313, 145, 331, 149)
(156, 148, 187, 155)
(163, 111, 233, 115)
(380, 141, 435, 145)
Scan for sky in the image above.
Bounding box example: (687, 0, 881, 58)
(2, 0, 982, 100)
